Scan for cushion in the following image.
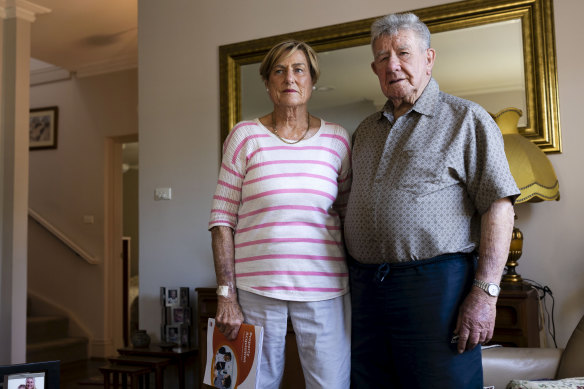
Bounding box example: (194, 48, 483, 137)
(557, 315, 584, 379)
(506, 377, 584, 388)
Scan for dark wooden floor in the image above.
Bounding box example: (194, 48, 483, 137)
(60, 359, 106, 388)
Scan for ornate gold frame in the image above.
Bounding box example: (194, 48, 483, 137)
(219, 0, 561, 153)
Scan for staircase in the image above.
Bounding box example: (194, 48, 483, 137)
(27, 314, 89, 364)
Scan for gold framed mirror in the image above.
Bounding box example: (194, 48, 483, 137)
(219, 0, 561, 153)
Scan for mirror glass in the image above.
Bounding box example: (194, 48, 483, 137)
(242, 19, 525, 135)
(222, 0, 560, 153)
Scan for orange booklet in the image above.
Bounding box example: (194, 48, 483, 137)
(203, 318, 263, 389)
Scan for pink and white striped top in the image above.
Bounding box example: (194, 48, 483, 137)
(209, 118, 352, 301)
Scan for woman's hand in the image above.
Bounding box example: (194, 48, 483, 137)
(215, 294, 244, 340)
(211, 226, 243, 340)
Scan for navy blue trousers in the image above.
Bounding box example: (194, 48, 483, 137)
(349, 253, 483, 389)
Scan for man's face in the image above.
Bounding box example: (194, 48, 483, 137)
(371, 29, 435, 105)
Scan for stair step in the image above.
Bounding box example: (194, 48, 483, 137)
(27, 315, 69, 343)
(27, 337, 88, 364)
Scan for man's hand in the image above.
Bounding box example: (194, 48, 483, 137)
(454, 287, 497, 353)
(453, 197, 514, 353)
(215, 296, 244, 341)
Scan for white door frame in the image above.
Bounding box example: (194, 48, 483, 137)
(103, 134, 138, 356)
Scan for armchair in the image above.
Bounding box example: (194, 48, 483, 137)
(483, 312, 584, 388)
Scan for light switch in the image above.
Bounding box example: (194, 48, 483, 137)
(155, 187, 172, 200)
(83, 215, 94, 224)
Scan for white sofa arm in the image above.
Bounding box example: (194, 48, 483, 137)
(482, 347, 563, 389)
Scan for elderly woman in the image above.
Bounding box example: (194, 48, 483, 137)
(209, 40, 352, 388)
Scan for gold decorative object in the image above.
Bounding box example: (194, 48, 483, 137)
(220, 0, 561, 153)
(496, 108, 560, 203)
(492, 108, 560, 288)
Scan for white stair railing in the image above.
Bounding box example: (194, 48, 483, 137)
(28, 208, 99, 265)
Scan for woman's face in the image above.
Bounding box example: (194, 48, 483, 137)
(265, 50, 314, 109)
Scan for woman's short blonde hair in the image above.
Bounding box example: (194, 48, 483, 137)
(259, 40, 320, 83)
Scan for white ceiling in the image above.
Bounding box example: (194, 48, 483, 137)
(29, 0, 137, 78)
(26, 1, 524, 131)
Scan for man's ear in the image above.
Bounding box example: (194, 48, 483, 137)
(371, 61, 378, 76)
(426, 48, 436, 75)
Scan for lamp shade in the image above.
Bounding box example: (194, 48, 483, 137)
(493, 108, 560, 204)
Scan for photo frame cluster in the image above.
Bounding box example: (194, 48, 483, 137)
(160, 287, 192, 347)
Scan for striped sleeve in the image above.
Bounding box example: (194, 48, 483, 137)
(328, 124, 352, 221)
(208, 122, 257, 229)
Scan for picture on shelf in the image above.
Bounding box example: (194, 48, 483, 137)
(181, 325, 190, 347)
(184, 307, 192, 325)
(165, 307, 192, 325)
(162, 286, 189, 307)
(166, 325, 180, 343)
(160, 287, 166, 306)
(180, 287, 189, 306)
(166, 288, 179, 307)
(174, 307, 184, 323)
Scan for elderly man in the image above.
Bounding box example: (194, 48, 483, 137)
(344, 12, 520, 388)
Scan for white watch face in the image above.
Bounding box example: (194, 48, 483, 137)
(487, 284, 500, 296)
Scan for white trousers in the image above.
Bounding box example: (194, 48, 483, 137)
(237, 289, 351, 389)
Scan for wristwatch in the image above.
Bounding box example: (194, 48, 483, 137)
(473, 279, 500, 297)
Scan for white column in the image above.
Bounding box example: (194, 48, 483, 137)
(0, 0, 49, 364)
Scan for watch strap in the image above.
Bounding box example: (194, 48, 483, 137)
(473, 279, 500, 296)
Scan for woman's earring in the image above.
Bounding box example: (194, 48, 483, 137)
(312, 86, 316, 90)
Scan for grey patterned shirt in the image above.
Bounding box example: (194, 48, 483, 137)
(344, 78, 520, 264)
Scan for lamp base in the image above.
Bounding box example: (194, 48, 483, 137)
(501, 279, 531, 290)
(502, 226, 524, 290)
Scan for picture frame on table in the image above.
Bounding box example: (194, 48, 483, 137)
(0, 361, 59, 389)
(165, 288, 179, 307)
(3, 372, 45, 389)
(166, 325, 180, 343)
(29, 106, 58, 150)
(179, 287, 189, 306)
(165, 324, 190, 346)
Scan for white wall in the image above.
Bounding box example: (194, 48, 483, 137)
(518, 0, 584, 347)
(138, 0, 584, 350)
(29, 69, 138, 352)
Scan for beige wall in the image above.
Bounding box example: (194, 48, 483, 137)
(138, 0, 584, 350)
(29, 68, 138, 353)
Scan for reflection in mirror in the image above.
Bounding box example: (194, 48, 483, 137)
(242, 19, 526, 135)
(224, 0, 560, 153)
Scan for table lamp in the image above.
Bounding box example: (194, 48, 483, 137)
(492, 108, 560, 288)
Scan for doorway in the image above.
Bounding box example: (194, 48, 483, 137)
(105, 135, 138, 352)
(122, 141, 139, 344)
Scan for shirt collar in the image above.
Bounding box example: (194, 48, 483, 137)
(378, 77, 439, 121)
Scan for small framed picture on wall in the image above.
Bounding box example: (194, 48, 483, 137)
(29, 106, 58, 150)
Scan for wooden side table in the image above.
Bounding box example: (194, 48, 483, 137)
(107, 355, 171, 389)
(117, 346, 198, 389)
(492, 286, 540, 347)
(99, 364, 152, 389)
